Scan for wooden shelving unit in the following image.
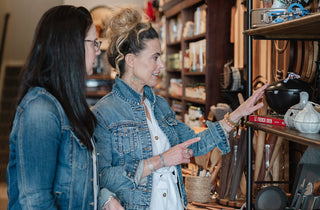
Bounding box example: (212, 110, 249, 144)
(244, 3, 320, 208)
(162, 0, 234, 121)
(247, 122, 320, 149)
(244, 13, 320, 40)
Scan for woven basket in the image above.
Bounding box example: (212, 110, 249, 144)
(185, 175, 211, 203)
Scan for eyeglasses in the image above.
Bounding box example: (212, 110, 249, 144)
(84, 39, 102, 51)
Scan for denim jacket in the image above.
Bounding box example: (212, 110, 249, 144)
(7, 87, 96, 210)
(92, 77, 230, 210)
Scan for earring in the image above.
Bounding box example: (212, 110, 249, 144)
(133, 75, 138, 81)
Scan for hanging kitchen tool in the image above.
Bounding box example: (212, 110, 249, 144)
(208, 147, 222, 174)
(230, 127, 247, 201)
(254, 101, 268, 181)
(272, 40, 290, 81)
(300, 40, 312, 82)
(219, 133, 236, 199)
(307, 41, 319, 83)
(293, 40, 304, 76)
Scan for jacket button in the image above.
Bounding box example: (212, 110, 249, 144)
(155, 136, 159, 140)
(163, 193, 166, 197)
(90, 202, 94, 206)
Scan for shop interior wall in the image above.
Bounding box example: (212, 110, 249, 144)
(0, 0, 144, 72)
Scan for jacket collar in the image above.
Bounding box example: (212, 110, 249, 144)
(113, 77, 156, 105)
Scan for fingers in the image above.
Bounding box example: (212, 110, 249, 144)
(182, 148, 193, 162)
(184, 148, 193, 156)
(182, 137, 201, 148)
(255, 82, 269, 94)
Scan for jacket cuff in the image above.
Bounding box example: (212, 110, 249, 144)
(206, 120, 231, 155)
(99, 188, 116, 209)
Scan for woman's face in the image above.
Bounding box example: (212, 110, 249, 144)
(84, 24, 101, 75)
(129, 39, 164, 92)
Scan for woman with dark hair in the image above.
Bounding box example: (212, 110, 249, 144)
(6, 5, 121, 210)
(92, 7, 269, 210)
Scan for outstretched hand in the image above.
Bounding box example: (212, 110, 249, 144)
(161, 137, 201, 167)
(229, 83, 269, 125)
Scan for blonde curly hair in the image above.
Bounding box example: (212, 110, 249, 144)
(106, 7, 158, 77)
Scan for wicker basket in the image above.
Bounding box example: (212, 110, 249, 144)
(185, 175, 211, 203)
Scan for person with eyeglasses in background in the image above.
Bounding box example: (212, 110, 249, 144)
(6, 5, 123, 210)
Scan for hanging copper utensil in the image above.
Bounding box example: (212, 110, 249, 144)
(307, 41, 319, 83)
(300, 40, 310, 81)
(293, 40, 303, 77)
(300, 40, 314, 83)
(287, 40, 295, 77)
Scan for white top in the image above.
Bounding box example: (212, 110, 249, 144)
(144, 99, 183, 210)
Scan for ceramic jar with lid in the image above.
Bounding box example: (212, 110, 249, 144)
(284, 91, 309, 128)
(294, 102, 320, 133)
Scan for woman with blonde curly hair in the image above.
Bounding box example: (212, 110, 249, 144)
(92, 7, 268, 210)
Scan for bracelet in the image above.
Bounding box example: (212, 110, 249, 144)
(146, 158, 155, 173)
(102, 195, 118, 210)
(159, 154, 165, 167)
(224, 112, 240, 128)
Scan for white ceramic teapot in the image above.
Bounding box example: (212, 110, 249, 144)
(294, 102, 320, 133)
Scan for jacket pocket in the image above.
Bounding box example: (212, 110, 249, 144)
(112, 124, 139, 154)
(165, 116, 178, 126)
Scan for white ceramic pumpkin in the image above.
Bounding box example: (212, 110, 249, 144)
(294, 102, 320, 133)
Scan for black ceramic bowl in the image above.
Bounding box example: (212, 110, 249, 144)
(264, 79, 312, 115)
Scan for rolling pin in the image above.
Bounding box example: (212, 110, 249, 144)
(254, 102, 268, 181)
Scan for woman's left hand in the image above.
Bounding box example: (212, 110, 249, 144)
(228, 83, 269, 124)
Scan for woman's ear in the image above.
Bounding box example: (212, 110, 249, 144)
(125, 53, 135, 68)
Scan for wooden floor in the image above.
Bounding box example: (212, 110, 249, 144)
(0, 182, 8, 209)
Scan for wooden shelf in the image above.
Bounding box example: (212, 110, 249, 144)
(163, 0, 205, 18)
(86, 74, 113, 80)
(184, 32, 206, 42)
(246, 121, 320, 149)
(244, 13, 320, 40)
(166, 68, 182, 73)
(86, 90, 109, 98)
(168, 94, 182, 100)
(184, 71, 205, 76)
(167, 40, 181, 46)
(185, 97, 206, 104)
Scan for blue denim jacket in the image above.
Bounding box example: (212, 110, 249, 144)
(92, 77, 230, 210)
(7, 87, 96, 210)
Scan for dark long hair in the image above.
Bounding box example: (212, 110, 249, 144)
(17, 5, 96, 150)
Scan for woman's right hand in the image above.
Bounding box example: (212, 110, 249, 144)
(161, 137, 200, 167)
